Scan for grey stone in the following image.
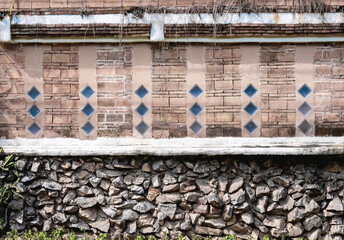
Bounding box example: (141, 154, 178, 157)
(180, 221, 192, 231)
(230, 222, 251, 234)
(253, 217, 269, 233)
(229, 177, 244, 193)
(142, 163, 151, 172)
(263, 216, 286, 230)
(194, 161, 207, 173)
(138, 214, 155, 228)
(103, 170, 123, 177)
(306, 228, 321, 240)
(31, 162, 40, 172)
(42, 179, 62, 191)
(179, 181, 196, 193)
(204, 219, 226, 229)
(162, 183, 179, 193)
(63, 191, 76, 204)
(207, 194, 223, 208)
(126, 221, 137, 234)
(157, 203, 177, 219)
(256, 184, 270, 198)
(185, 192, 202, 202)
(69, 215, 78, 224)
(16, 159, 27, 171)
(218, 177, 228, 192)
(112, 177, 126, 189)
(65, 206, 78, 214)
(132, 176, 145, 186)
(272, 176, 290, 187)
(152, 160, 167, 171)
(42, 219, 52, 232)
(271, 187, 287, 201)
(223, 205, 233, 221)
(10, 210, 24, 224)
(279, 195, 295, 211)
(75, 197, 97, 208)
(133, 201, 156, 213)
(109, 186, 120, 196)
(129, 185, 144, 195)
(163, 173, 177, 185)
(99, 180, 111, 191)
(122, 209, 139, 221)
(100, 206, 118, 218)
(287, 222, 303, 237)
(327, 197, 344, 212)
(52, 213, 67, 224)
(241, 211, 253, 224)
(288, 207, 304, 222)
(303, 215, 322, 231)
(156, 193, 181, 203)
(115, 200, 137, 209)
(194, 226, 222, 236)
(140, 227, 155, 234)
(194, 204, 208, 214)
(147, 188, 160, 201)
(330, 225, 344, 235)
(196, 179, 212, 194)
(106, 196, 122, 205)
(8, 199, 24, 210)
(89, 218, 110, 232)
(72, 161, 82, 170)
(79, 208, 97, 221)
(152, 175, 161, 188)
(254, 196, 268, 214)
(230, 189, 246, 205)
(166, 159, 178, 168)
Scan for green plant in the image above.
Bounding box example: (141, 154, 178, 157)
(69, 232, 76, 240)
(98, 233, 107, 240)
(134, 235, 146, 240)
(51, 227, 63, 240)
(148, 236, 156, 240)
(224, 235, 235, 240)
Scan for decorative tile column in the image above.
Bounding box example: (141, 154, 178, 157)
(241, 45, 260, 137)
(24, 46, 44, 138)
(186, 46, 206, 137)
(79, 46, 97, 139)
(295, 45, 315, 136)
(132, 44, 152, 138)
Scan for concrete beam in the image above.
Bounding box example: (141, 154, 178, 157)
(0, 137, 343, 156)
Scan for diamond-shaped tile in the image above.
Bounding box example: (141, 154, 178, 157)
(135, 85, 149, 99)
(27, 86, 40, 101)
(298, 102, 312, 116)
(244, 102, 258, 116)
(28, 104, 40, 119)
(190, 103, 203, 117)
(82, 122, 94, 135)
(82, 104, 95, 118)
(189, 85, 203, 98)
(244, 120, 258, 134)
(244, 84, 258, 98)
(81, 85, 95, 99)
(298, 119, 312, 134)
(190, 121, 202, 135)
(136, 121, 149, 135)
(136, 103, 149, 117)
(298, 84, 312, 98)
(28, 122, 41, 136)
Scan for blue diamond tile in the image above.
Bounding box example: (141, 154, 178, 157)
(190, 103, 203, 117)
(28, 122, 41, 136)
(298, 102, 312, 116)
(298, 119, 312, 134)
(82, 104, 95, 118)
(244, 102, 258, 116)
(244, 84, 257, 98)
(136, 121, 149, 135)
(81, 86, 94, 99)
(189, 85, 203, 98)
(82, 122, 94, 135)
(190, 121, 202, 135)
(27, 86, 40, 101)
(28, 104, 40, 119)
(244, 120, 257, 134)
(136, 103, 149, 117)
(298, 84, 312, 98)
(135, 85, 149, 99)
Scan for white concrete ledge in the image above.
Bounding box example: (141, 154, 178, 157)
(0, 137, 343, 156)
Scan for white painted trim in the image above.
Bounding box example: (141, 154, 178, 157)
(0, 16, 11, 41)
(0, 137, 343, 156)
(13, 37, 344, 44)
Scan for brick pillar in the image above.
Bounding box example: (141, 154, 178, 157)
(205, 45, 241, 137)
(96, 45, 133, 137)
(260, 44, 296, 137)
(314, 43, 344, 136)
(151, 44, 187, 138)
(43, 44, 80, 138)
(0, 44, 25, 139)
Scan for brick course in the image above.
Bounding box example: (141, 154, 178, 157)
(43, 44, 79, 138)
(96, 45, 133, 137)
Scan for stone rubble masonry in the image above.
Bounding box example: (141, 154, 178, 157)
(314, 43, 344, 136)
(0, 43, 343, 139)
(43, 44, 79, 138)
(260, 44, 296, 137)
(205, 45, 241, 137)
(96, 45, 133, 137)
(0, 44, 26, 139)
(6, 155, 344, 238)
(151, 44, 187, 138)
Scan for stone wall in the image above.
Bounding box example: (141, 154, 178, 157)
(5, 155, 344, 239)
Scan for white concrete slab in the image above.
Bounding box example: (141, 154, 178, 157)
(0, 137, 343, 156)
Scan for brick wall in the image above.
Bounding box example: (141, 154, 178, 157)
(151, 44, 187, 138)
(314, 43, 344, 136)
(205, 45, 241, 137)
(96, 45, 133, 137)
(43, 44, 79, 138)
(0, 42, 343, 140)
(0, 45, 25, 139)
(260, 44, 296, 137)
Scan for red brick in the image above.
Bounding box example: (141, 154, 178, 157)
(52, 84, 70, 94)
